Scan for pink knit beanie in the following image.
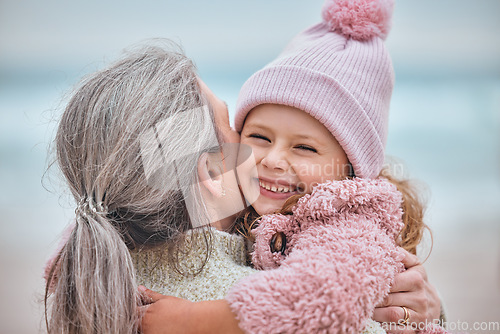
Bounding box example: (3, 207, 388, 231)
(234, 0, 395, 178)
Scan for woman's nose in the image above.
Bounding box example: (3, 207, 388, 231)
(261, 147, 289, 171)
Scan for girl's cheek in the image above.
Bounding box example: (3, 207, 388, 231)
(294, 163, 312, 180)
(251, 147, 266, 165)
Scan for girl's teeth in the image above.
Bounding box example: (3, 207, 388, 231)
(259, 181, 292, 193)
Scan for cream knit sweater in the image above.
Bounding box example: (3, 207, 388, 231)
(130, 228, 256, 302)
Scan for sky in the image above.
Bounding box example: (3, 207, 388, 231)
(1, 0, 499, 76)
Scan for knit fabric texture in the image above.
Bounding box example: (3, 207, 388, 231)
(227, 178, 449, 334)
(234, 5, 395, 178)
(131, 228, 256, 301)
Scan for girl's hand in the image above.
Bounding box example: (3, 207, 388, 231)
(138, 286, 244, 334)
(373, 249, 441, 333)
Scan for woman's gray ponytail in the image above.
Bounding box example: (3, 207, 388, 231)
(47, 202, 138, 333)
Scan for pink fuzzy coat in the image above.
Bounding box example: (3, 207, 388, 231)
(226, 178, 447, 334)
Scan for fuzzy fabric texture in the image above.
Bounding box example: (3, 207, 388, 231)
(322, 0, 394, 40)
(227, 178, 448, 334)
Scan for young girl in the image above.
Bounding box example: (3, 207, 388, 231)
(141, 0, 447, 333)
(220, 0, 448, 332)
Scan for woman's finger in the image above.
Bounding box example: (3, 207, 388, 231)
(390, 269, 426, 293)
(400, 248, 421, 269)
(138, 286, 166, 304)
(373, 306, 419, 333)
(376, 292, 426, 316)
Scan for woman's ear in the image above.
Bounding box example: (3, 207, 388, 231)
(197, 152, 224, 198)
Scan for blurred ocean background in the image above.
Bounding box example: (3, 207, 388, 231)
(1, 0, 499, 333)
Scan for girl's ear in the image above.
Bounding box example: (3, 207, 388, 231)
(197, 152, 224, 198)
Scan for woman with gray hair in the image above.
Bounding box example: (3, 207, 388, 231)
(44, 42, 256, 333)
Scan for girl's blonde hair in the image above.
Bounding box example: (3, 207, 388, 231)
(236, 167, 429, 257)
(45, 42, 220, 333)
(379, 168, 429, 255)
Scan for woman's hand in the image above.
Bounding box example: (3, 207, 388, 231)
(138, 286, 195, 334)
(138, 286, 244, 334)
(373, 249, 441, 333)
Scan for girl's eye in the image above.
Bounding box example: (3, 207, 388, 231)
(295, 145, 317, 153)
(249, 133, 271, 142)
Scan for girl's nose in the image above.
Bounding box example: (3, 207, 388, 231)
(261, 147, 289, 171)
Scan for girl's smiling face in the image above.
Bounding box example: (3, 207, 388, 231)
(239, 104, 350, 216)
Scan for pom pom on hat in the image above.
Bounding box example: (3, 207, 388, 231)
(322, 0, 394, 40)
